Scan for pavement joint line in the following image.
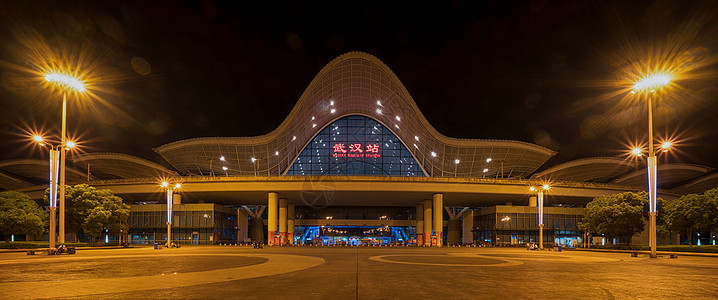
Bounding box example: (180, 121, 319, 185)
(0, 253, 325, 299)
(368, 253, 525, 267)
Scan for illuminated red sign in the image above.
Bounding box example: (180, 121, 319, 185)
(333, 143, 381, 158)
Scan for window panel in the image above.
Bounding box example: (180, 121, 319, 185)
(287, 115, 423, 176)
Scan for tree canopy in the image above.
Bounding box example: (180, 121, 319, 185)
(0, 191, 47, 240)
(45, 184, 129, 241)
(663, 188, 718, 246)
(581, 192, 647, 244)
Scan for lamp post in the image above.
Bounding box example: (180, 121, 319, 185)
(162, 181, 182, 247)
(33, 135, 75, 249)
(631, 73, 671, 259)
(530, 184, 550, 249)
(44, 72, 86, 244)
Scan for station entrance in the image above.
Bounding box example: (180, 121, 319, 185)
(294, 226, 413, 246)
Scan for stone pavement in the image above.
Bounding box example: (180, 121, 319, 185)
(1, 246, 717, 299)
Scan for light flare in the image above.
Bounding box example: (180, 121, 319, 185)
(44, 72, 86, 92)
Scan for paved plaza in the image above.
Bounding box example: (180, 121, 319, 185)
(1, 246, 717, 299)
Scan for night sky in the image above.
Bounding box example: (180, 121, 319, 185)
(1, 0, 717, 172)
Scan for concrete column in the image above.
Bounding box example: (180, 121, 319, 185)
(433, 193, 443, 247)
(173, 193, 182, 204)
(237, 209, 248, 244)
(423, 199, 432, 246)
(447, 219, 461, 245)
(288, 204, 295, 245)
(462, 210, 474, 244)
(279, 198, 288, 245)
(267, 192, 278, 246)
(528, 196, 537, 207)
(416, 204, 424, 246)
(250, 217, 264, 244)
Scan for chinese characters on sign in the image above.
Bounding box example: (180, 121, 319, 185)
(332, 143, 381, 158)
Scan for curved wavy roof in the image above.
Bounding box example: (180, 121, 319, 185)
(670, 172, 718, 195)
(531, 157, 636, 183)
(0, 159, 87, 185)
(0, 171, 33, 191)
(155, 52, 556, 178)
(70, 152, 177, 179)
(612, 163, 714, 188)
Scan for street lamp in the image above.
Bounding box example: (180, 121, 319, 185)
(631, 72, 672, 258)
(33, 135, 76, 249)
(161, 181, 182, 247)
(44, 71, 86, 244)
(530, 184, 550, 249)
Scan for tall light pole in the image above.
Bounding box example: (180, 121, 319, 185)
(33, 135, 76, 249)
(162, 181, 182, 247)
(530, 184, 550, 249)
(44, 72, 86, 244)
(631, 73, 671, 259)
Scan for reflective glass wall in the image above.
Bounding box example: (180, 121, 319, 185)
(287, 115, 423, 176)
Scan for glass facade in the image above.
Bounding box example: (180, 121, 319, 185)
(287, 115, 423, 176)
(128, 204, 237, 245)
(474, 206, 584, 247)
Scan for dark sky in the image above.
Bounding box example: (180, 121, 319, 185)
(1, 0, 717, 171)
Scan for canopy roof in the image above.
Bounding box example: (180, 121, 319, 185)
(155, 52, 556, 179)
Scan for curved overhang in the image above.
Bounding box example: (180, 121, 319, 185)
(155, 52, 556, 178)
(0, 159, 87, 184)
(612, 163, 714, 188)
(18, 176, 673, 206)
(0, 171, 33, 191)
(531, 157, 636, 183)
(671, 172, 718, 195)
(70, 152, 177, 180)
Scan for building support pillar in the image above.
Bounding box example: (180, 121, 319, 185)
(288, 204, 295, 245)
(279, 198, 288, 245)
(416, 204, 424, 246)
(267, 192, 278, 246)
(433, 193, 443, 247)
(423, 199, 432, 246)
(237, 208, 248, 244)
(462, 210, 474, 244)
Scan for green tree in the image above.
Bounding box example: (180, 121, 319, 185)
(703, 187, 718, 231)
(45, 184, 129, 241)
(83, 190, 130, 240)
(0, 191, 47, 241)
(664, 192, 715, 246)
(582, 192, 647, 245)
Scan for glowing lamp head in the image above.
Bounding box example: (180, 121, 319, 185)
(483, 168, 489, 173)
(632, 73, 672, 92)
(631, 147, 643, 156)
(161, 181, 169, 187)
(430, 151, 437, 158)
(219, 156, 225, 161)
(486, 158, 492, 163)
(454, 159, 460, 164)
(65, 141, 76, 149)
(222, 166, 228, 170)
(44, 72, 86, 92)
(33, 135, 44, 143)
(660, 141, 672, 152)
(174, 183, 181, 189)
(530, 186, 536, 192)
(542, 184, 550, 190)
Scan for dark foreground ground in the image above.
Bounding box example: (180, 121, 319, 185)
(1, 246, 716, 299)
